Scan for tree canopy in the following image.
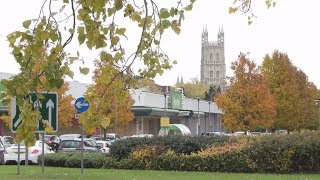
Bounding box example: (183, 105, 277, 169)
(261, 51, 319, 131)
(1, 0, 276, 145)
(215, 54, 276, 132)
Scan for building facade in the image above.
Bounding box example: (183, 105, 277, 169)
(200, 26, 226, 86)
(0, 72, 224, 136)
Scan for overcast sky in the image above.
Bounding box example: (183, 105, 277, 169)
(1, 0, 319, 88)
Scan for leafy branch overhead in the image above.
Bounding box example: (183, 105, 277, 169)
(2, 0, 276, 145)
(2, 0, 195, 144)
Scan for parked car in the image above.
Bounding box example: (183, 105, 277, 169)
(89, 135, 103, 141)
(104, 133, 121, 141)
(4, 140, 54, 165)
(0, 139, 5, 164)
(201, 132, 227, 136)
(59, 134, 81, 141)
(0, 136, 14, 148)
(58, 139, 100, 153)
(44, 135, 60, 152)
(131, 134, 154, 138)
(96, 140, 110, 153)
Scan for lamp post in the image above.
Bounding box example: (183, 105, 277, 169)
(164, 93, 167, 117)
(197, 98, 200, 136)
(208, 101, 211, 132)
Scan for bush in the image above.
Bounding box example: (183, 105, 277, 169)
(110, 135, 230, 160)
(243, 130, 320, 173)
(41, 152, 107, 168)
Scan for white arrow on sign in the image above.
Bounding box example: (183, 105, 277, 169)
(12, 97, 21, 128)
(76, 101, 89, 109)
(46, 99, 54, 126)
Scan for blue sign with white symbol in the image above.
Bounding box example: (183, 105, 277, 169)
(75, 97, 89, 113)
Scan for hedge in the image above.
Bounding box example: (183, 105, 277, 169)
(106, 131, 320, 173)
(109, 135, 230, 160)
(39, 152, 107, 168)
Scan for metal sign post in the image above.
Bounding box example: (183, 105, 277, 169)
(42, 132, 45, 173)
(74, 97, 89, 175)
(17, 142, 20, 175)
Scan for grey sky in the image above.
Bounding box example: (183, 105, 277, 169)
(1, 0, 319, 88)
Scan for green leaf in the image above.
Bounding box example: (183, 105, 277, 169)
(67, 70, 74, 78)
(63, 0, 69, 3)
(116, 28, 126, 36)
(160, 8, 170, 19)
(23, 20, 31, 29)
(78, 26, 85, 45)
(161, 20, 171, 29)
(79, 67, 89, 75)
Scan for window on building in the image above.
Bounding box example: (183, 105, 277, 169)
(210, 53, 213, 60)
(216, 53, 219, 61)
(216, 71, 220, 78)
(210, 71, 213, 78)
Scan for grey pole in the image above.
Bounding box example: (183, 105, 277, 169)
(164, 93, 167, 117)
(41, 132, 45, 173)
(17, 142, 20, 175)
(208, 102, 211, 132)
(81, 125, 84, 175)
(197, 98, 200, 136)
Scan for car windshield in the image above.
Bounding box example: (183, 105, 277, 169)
(84, 140, 97, 147)
(60, 141, 81, 148)
(97, 143, 103, 148)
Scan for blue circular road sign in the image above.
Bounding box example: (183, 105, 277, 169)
(75, 97, 89, 113)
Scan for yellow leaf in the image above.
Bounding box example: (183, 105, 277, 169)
(100, 117, 111, 129)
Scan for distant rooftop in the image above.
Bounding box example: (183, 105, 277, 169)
(0, 72, 89, 99)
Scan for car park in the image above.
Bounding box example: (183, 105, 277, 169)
(4, 140, 54, 165)
(96, 140, 110, 153)
(58, 139, 100, 153)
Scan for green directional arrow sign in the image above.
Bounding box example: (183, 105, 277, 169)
(11, 92, 58, 133)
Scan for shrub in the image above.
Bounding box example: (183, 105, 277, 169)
(41, 152, 106, 168)
(109, 135, 230, 160)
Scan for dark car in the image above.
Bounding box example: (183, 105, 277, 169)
(44, 135, 60, 152)
(57, 139, 100, 153)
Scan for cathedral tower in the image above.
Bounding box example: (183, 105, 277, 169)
(200, 26, 226, 86)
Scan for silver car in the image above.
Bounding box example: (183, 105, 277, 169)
(58, 139, 100, 153)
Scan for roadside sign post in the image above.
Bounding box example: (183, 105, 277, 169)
(11, 92, 58, 175)
(74, 97, 89, 175)
(11, 92, 58, 132)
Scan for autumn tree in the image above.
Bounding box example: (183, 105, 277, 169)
(261, 51, 320, 131)
(2, 0, 276, 145)
(79, 59, 134, 135)
(215, 54, 276, 132)
(175, 78, 209, 99)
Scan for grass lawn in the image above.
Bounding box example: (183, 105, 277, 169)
(0, 165, 319, 180)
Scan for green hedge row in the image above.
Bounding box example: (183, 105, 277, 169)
(106, 131, 320, 173)
(39, 152, 107, 168)
(109, 135, 230, 160)
(104, 152, 251, 172)
(40, 131, 320, 173)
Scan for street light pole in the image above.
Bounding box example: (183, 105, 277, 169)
(164, 93, 167, 117)
(197, 98, 200, 136)
(208, 101, 211, 132)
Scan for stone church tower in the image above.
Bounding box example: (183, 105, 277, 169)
(200, 26, 226, 86)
